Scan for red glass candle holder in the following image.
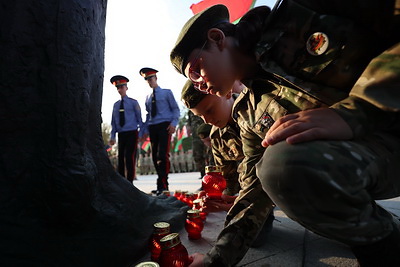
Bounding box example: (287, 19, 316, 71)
(159, 233, 189, 267)
(150, 222, 170, 263)
(182, 193, 195, 208)
(185, 210, 204, 240)
(181, 193, 189, 205)
(173, 190, 182, 200)
(202, 166, 226, 200)
(192, 199, 207, 222)
(180, 191, 188, 202)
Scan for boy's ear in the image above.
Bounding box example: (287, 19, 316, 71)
(207, 28, 225, 50)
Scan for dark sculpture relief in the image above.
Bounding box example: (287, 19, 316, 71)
(0, 1, 187, 266)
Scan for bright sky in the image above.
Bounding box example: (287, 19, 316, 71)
(101, 0, 276, 125)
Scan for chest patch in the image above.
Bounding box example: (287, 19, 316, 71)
(306, 32, 329, 56)
(257, 112, 274, 133)
(227, 144, 239, 158)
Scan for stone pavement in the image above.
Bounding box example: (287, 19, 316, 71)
(133, 172, 400, 267)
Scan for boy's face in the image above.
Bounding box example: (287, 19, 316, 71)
(184, 38, 236, 97)
(146, 76, 157, 88)
(117, 84, 128, 97)
(191, 93, 233, 128)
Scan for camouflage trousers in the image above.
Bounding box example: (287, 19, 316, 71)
(256, 131, 400, 246)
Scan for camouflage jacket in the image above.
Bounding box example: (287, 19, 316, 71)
(205, 1, 399, 266)
(204, 106, 275, 266)
(256, 0, 400, 137)
(210, 74, 327, 267)
(210, 123, 242, 196)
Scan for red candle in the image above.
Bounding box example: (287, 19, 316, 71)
(202, 166, 226, 199)
(159, 233, 189, 267)
(182, 193, 195, 208)
(192, 199, 207, 222)
(150, 222, 170, 263)
(173, 190, 182, 200)
(185, 210, 204, 240)
(192, 199, 202, 211)
(180, 191, 188, 202)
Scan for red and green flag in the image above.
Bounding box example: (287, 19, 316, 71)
(141, 137, 151, 152)
(190, 0, 256, 23)
(174, 125, 188, 152)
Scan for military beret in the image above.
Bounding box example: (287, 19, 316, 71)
(181, 80, 208, 109)
(110, 75, 129, 87)
(139, 67, 158, 80)
(170, 4, 229, 76)
(197, 123, 212, 139)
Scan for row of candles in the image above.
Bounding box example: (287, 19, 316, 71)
(136, 166, 227, 267)
(146, 195, 207, 267)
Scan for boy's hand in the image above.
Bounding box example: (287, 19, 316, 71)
(262, 108, 353, 147)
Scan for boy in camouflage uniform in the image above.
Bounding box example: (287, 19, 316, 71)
(171, 1, 400, 266)
(181, 80, 275, 265)
(183, 80, 243, 198)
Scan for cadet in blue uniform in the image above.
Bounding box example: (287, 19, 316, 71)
(139, 68, 180, 195)
(109, 75, 143, 182)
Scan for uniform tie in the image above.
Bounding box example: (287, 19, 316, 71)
(119, 99, 125, 127)
(151, 90, 157, 118)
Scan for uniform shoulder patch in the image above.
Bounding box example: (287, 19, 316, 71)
(306, 32, 329, 56)
(256, 112, 274, 133)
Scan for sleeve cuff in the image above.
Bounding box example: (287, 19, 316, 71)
(330, 96, 385, 138)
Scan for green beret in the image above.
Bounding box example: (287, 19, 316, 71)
(181, 79, 208, 109)
(170, 4, 229, 76)
(197, 123, 212, 139)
